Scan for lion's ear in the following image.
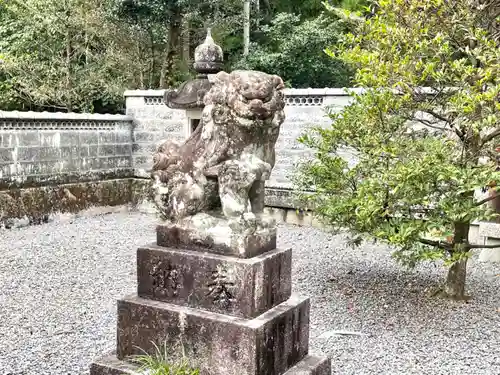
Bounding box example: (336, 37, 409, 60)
(273, 75, 285, 90)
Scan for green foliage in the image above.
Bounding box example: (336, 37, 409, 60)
(0, 0, 363, 111)
(0, 70, 24, 110)
(0, 0, 130, 112)
(296, 0, 500, 274)
(132, 342, 199, 375)
(265, 0, 367, 19)
(113, 0, 244, 88)
(236, 12, 353, 88)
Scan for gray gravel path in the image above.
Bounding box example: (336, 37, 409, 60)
(1, 211, 499, 375)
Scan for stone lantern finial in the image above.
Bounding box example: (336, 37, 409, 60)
(164, 28, 224, 110)
(205, 27, 213, 41)
(193, 28, 224, 76)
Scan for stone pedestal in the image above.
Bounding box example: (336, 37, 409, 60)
(477, 222, 500, 262)
(156, 217, 278, 258)
(90, 226, 331, 375)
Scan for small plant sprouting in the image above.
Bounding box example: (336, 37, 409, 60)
(131, 341, 200, 375)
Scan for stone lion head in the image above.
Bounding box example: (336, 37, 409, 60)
(205, 70, 285, 122)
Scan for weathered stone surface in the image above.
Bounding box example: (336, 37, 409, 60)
(283, 355, 332, 375)
(151, 69, 286, 256)
(193, 28, 224, 74)
(0, 178, 133, 227)
(152, 70, 285, 219)
(137, 245, 292, 318)
(0, 111, 138, 226)
(1, 117, 133, 180)
(90, 354, 139, 375)
(116, 294, 310, 375)
(87, 73, 333, 375)
(90, 354, 331, 375)
(265, 187, 296, 209)
(156, 214, 277, 257)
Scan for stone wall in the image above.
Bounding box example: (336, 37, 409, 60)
(0, 111, 134, 225)
(0, 88, 390, 223)
(0, 88, 459, 220)
(124, 90, 187, 178)
(0, 111, 134, 188)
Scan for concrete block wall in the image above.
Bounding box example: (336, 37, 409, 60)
(475, 222, 500, 262)
(0, 111, 134, 190)
(273, 88, 357, 188)
(124, 88, 360, 191)
(124, 90, 187, 177)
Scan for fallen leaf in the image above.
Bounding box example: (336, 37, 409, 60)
(318, 330, 369, 339)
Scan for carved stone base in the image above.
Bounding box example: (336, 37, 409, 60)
(90, 355, 138, 375)
(90, 354, 331, 375)
(285, 355, 332, 375)
(156, 212, 277, 258)
(137, 244, 292, 318)
(115, 294, 310, 375)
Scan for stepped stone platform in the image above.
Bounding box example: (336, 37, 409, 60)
(90, 224, 331, 375)
(91, 354, 331, 375)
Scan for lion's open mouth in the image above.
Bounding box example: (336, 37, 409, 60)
(231, 95, 279, 120)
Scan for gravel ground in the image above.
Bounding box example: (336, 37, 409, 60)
(0, 211, 499, 375)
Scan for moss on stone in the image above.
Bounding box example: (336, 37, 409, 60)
(0, 169, 134, 190)
(130, 178, 155, 207)
(0, 179, 133, 226)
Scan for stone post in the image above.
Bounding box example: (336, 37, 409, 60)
(90, 68, 331, 375)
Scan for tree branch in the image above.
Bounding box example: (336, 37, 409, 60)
(406, 116, 449, 133)
(484, 149, 498, 161)
(423, 109, 451, 124)
(419, 238, 452, 249)
(421, 109, 465, 140)
(475, 192, 498, 207)
(481, 127, 500, 145)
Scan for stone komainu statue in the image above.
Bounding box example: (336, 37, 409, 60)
(152, 70, 285, 228)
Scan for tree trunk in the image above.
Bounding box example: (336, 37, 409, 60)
(255, 0, 260, 27)
(64, 1, 72, 112)
(181, 16, 190, 63)
(167, 22, 181, 88)
(443, 221, 471, 300)
(487, 183, 500, 222)
(159, 24, 174, 89)
(84, 30, 89, 66)
(136, 41, 145, 89)
(65, 29, 72, 112)
(147, 30, 155, 89)
(243, 0, 250, 56)
(444, 258, 468, 300)
(261, 0, 272, 22)
(159, 15, 181, 89)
